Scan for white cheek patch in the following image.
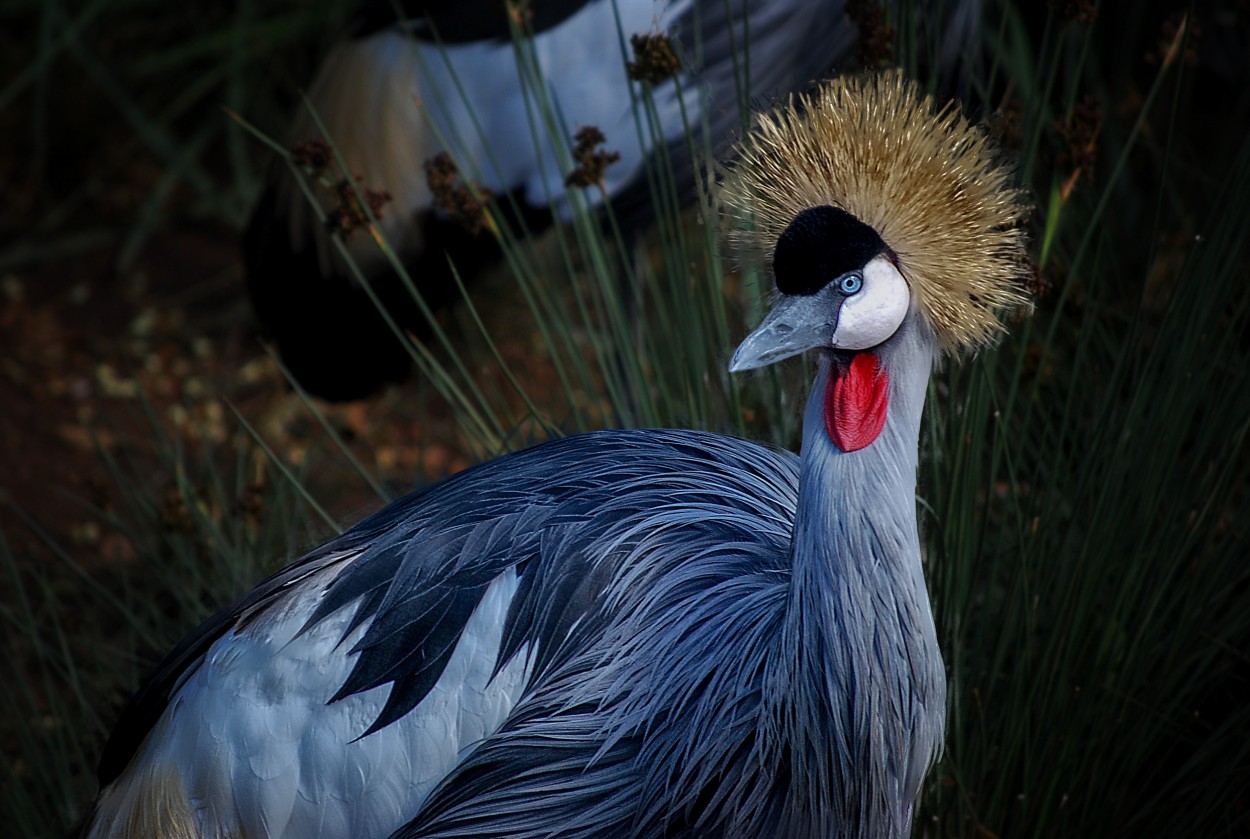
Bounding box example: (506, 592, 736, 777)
(831, 255, 910, 350)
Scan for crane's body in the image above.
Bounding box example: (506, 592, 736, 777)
(88, 73, 1029, 838)
(91, 365, 940, 837)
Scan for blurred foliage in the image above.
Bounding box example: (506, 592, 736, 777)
(0, 0, 353, 268)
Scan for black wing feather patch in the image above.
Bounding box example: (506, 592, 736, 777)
(388, 488, 796, 838)
(295, 430, 801, 742)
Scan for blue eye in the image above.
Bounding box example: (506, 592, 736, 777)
(839, 273, 863, 295)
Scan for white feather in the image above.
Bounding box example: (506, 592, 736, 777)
(90, 563, 531, 839)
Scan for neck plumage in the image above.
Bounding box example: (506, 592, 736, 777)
(792, 316, 931, 587)
(770, 315, 945, 838)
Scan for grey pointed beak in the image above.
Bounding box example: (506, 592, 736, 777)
(729, 293, 834, 372)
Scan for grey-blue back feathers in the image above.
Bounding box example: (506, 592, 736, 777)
(100, 383, 941, 836)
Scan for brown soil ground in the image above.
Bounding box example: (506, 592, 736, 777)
(0, 223, 545, 571)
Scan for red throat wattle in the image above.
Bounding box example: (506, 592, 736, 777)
(824, 353, 889, 452)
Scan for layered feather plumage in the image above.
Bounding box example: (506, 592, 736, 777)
(91, 431, 805, 838)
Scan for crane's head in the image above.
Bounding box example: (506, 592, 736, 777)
(724, 71, 1031, 451)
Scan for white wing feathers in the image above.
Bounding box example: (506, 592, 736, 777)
(90, 567, 529, 839)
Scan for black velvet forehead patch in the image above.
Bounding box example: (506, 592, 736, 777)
(772, 205, 887, 296)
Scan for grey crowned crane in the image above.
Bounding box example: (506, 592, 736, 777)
(88, 72, 1029, 838)
(243, 0, 977, 401)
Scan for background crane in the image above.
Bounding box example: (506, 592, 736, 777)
(84, 71, 1029, 839)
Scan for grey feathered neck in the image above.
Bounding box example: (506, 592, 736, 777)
(762, 312, 945, 838)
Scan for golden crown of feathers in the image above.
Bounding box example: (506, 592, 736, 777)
(721, 70, 1032, 353)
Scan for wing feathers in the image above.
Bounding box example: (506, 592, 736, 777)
(95, 430, 800, 839)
